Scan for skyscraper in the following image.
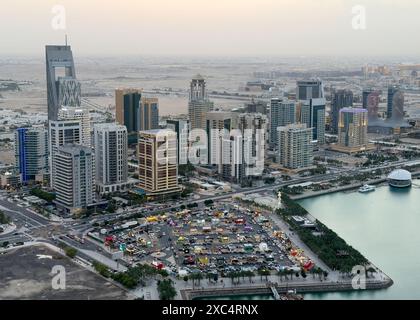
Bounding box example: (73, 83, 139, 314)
(188, 75, 213, 130)
(235, 113, 267, 183)
(49, 120, 82, 188)
(58, 107, 91, 147)
(138, 129, 179, 196)
(140, 97, 159, 131)
(15, 126, 48, 183)
(54, 144, 95, 214)
(310, 99, 326, 144)
(46, 45, 80, 121)
(363, 89, 380, 122)
(205, 111, 236, 170)
(166, 119, 190, 166)
(269, 98, 296, 146)
(115, 88, 142, 133)
(94, 123, 128, 194)
(297, 80, 324, 100)
(297, 80, 326, 144)
(337, 108, 369, 151)
(277, 124, 313, 169)
(387, 86, 405, 122)
(331, 90, 353, 134)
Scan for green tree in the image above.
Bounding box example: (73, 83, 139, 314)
(157, 279, 177, 300)
(64, 247, 77, 259)
(0, 211, 11, 224)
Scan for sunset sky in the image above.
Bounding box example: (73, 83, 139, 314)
(1, 0, 419, 56)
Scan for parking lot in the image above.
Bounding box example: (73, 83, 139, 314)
(89, 199, 315, 277)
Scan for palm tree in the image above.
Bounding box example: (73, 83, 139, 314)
(277, 270, 284, 282)
(246, 271, 255, 283)
(196, 272, 203, 286)
(228, 272, 236, 285)
(206, 273, 213, 284)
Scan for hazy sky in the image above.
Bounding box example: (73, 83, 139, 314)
(1, 0, 419, 57)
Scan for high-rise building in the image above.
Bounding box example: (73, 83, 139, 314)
(94, 123, 128, 194)
(49, 120, 82, 188)
(331, 90, 353, 134)
(245, 100, 268, 114)
(54, 144, 95, 214)
(297, 80, 326, 144)
(166, 119, 190, 166)
(115, 88, 142, 133)
(15, 127, 48, 183)
(297, 80, 324, 100)
(46, 45, 80, 121)
(269, 98, 296, 146)
(58, 107, 91, 147)
(277, 124, 313, 169)
(363, 89, 380, 122)
(140, 97, 159, 131)
(310, 99, 326, 144)
(297, 100, 325, 143)
(337, 108, 369, 150)
(188, 75, 213, 130)
(138, 129, 179, 196)
(235, 113, 267, 183)
(205, 111, 236, 169)
(387, 86, 405, 122)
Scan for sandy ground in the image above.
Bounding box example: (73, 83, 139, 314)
(0, 245, 131, 300)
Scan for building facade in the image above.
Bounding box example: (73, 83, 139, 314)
(166, 119, 190, 166)
(269, 98, 296, 146)
(387, 86, 405, 122)
(277, 124, 313, 169)
(235, 113, 267, 183)
(188, 75, 213, 130)
(297, 80, 324, 100)
(297, 80, 326, 144)
(15, 127, 48, 183)
(46, 45, 80, 121)
(338, 108, 368, 150)
(140, 97, 159, 131)
(331, 89, 353, 134)
(205, 111, 236, 169)
(138, 130, 179, 196)
(115, 88, 142, 133)
(54, 144, 95, 214)
(363, 89, 380, 123)
(58, 107, 91, 147)
(94, 123, 128, 194)
(49, 120, 82, 188)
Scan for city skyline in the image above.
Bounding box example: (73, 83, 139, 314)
(2, 0, 420, 305)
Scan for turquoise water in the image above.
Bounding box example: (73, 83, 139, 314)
(299, 185, 420, 300)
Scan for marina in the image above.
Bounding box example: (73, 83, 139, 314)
(300, 186, 420, 300)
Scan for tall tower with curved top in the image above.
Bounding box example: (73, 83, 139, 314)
(46, 45, 81, 121)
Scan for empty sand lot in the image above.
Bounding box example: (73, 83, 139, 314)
(0, 245, 132, 300)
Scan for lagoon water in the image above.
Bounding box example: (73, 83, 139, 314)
(198, 185, 420, 300)
(300, 185, 420, 300)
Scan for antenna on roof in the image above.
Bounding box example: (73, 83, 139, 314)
(65, 34, 68, 46)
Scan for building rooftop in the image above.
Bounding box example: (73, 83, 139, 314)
(388, 169, 412, 181)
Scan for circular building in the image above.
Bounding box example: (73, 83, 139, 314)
(388, 169, 412, 188)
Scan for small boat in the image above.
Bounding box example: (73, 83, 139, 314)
(359, 185, 376, 193)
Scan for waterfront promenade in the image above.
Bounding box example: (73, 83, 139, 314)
(178, 273, 393, 300)
(290, 170, 420, 201)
